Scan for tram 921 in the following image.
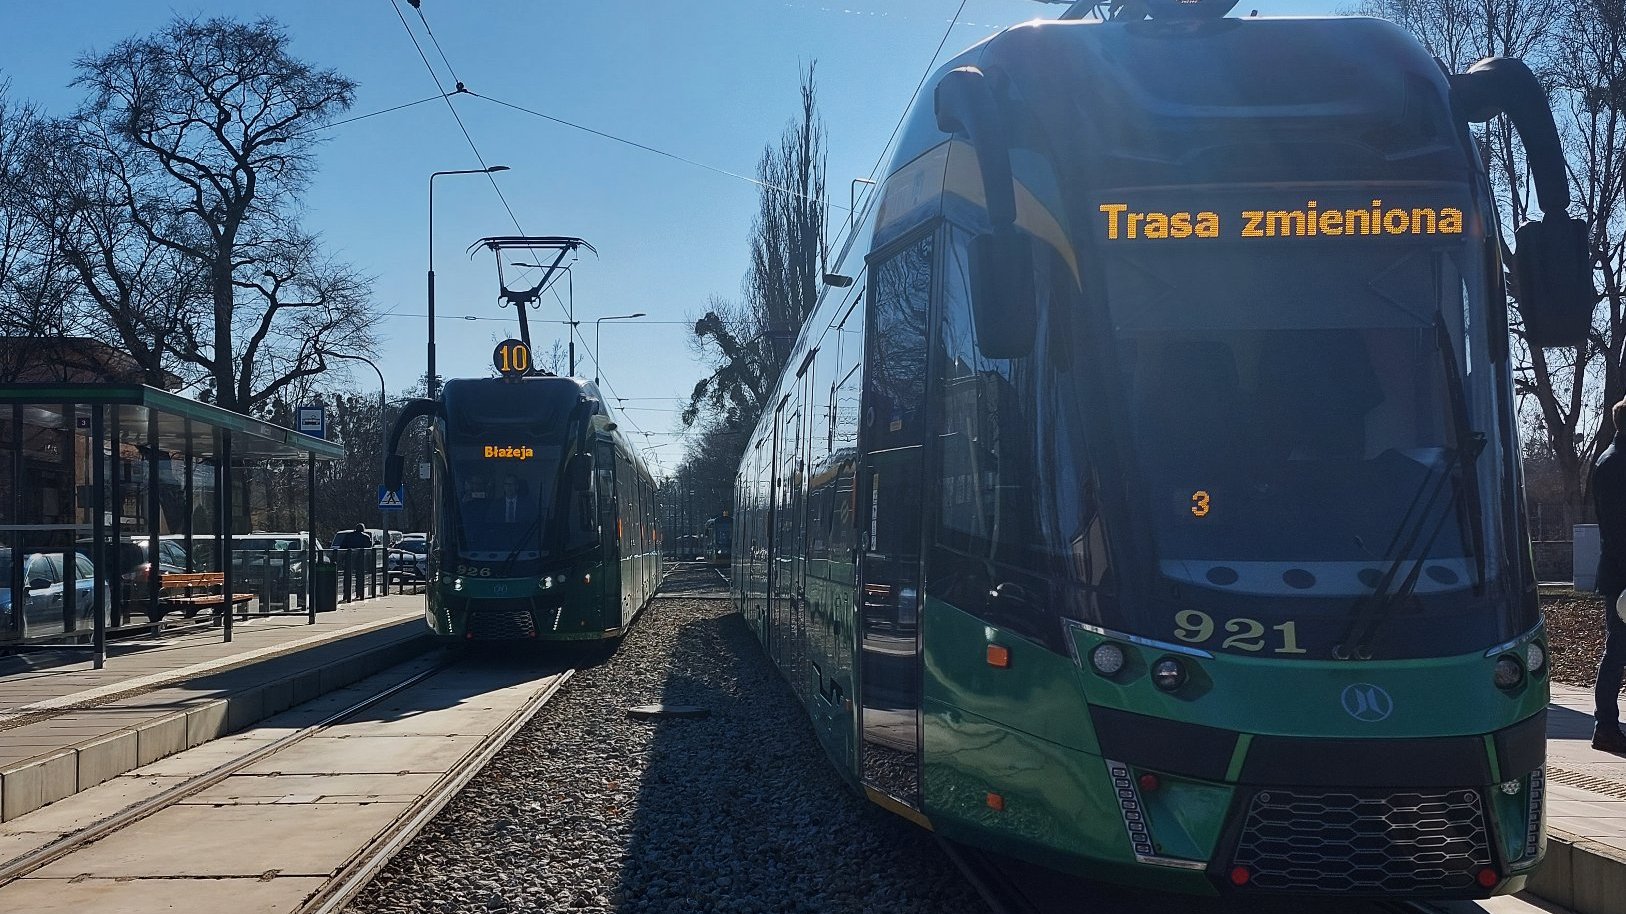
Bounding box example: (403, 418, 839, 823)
(732, 0, 1590, 899)
(384, 375, 660, 643)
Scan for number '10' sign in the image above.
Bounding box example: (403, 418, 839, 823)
(493, 338, 531, 378)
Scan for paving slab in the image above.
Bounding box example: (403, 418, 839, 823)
(238, 733, 481, 776)
(129, 730, 288, 778)
(0, 876, 327, 913)
(181, 772, 441, 805)
(29, 801, 412, 878)
(0, 774, 179, 837)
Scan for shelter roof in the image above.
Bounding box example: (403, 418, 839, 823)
(0, 384, 344, 460)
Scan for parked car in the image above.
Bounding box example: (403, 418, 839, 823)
(388, 538, 428, 583)
(77, 536, 190, 605)
(192, 533, 322, 593)
(0, 549, 107, 639)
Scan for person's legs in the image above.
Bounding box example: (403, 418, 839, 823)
(1595, 589, 1626, 750)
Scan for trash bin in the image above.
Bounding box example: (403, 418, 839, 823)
(310, 559, 338, 613)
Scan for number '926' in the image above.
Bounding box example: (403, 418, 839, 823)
(1174, 610, 1306, 654)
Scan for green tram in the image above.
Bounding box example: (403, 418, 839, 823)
(385, 375, 660, 643)
(703, 514, 733, 570)
(732, 0, 1592, 898)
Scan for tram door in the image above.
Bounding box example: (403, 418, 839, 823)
(856, 232, 933, 806)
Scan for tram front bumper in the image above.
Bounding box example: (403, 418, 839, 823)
(429, 568, 611, 640)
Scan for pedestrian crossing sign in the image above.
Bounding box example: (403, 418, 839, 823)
(378, 485, 405, 512)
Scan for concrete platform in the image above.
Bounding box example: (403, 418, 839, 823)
(0, 595, 430, 822)
(1526, 684, 1626, 914)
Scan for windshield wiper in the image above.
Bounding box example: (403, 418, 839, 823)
(1336, 314, 1486, 659)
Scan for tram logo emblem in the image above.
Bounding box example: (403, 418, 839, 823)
(1340, 683, 1394, 722)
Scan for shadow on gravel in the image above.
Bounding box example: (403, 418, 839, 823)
(612, 607, 980, 914)
(654, 563, 731, 596)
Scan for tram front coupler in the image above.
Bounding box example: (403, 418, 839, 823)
(1452, 56, 1593, 349)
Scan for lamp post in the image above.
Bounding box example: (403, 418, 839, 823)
(593, 313, 646, 385)
(512, 262, 575, 375)
(329, 352, 391, 594)
(428, 165, 509, 399)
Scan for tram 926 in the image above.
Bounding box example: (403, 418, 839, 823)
(384, 375, 660, 643)
(702, 514, 732, 570)
(733, 0, 1591, 899)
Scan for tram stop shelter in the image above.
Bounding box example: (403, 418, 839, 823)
(0, 383, 343, 668)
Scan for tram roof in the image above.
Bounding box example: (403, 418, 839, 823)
(0, 383, 345, 460)
(885, 15, 1453, 184)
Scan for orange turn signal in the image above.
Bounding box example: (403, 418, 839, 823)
(986, 643, 1011, 668)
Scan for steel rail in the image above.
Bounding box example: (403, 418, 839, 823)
(0, 655, 457, 886)
(296, 668, 574, 914)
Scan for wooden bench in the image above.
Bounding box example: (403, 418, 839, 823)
(151, 572, 255, 621)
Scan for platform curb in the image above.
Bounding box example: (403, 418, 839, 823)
(1529, 829, 1626, 914)
(0, 625, 431, 822)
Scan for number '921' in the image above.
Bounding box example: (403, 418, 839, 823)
(1174, 610, 1306, 654)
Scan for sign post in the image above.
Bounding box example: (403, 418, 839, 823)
(377, 485, 405, 512)
(296, 405, 326, 439)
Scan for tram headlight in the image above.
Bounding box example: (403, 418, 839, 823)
(1090, 643, 1126, 678)
(1151, 657, 1187, 692)
(1526, 641, 1547, 677)
(1493, 655, 1525, 690)
(542, 576, 553, 590)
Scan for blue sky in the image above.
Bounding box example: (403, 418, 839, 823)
(0, 0, 1344, 475)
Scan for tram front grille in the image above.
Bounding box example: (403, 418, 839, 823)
(465, 603, 537, 640)
(1231, 788, 1490, 893)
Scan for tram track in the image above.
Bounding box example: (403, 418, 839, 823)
(0, 657, 461, 887)
(0, 652, 573, 913)
(295, 665, 572, 914)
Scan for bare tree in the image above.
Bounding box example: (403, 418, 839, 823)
(686, 63, 827, 434)
(1359, 0, 1619, 512)
(71, 15, 365, 413)
(15, 115, 201, 387)
(0, 86, 86, 367)
(1551, 0, 1626, 505)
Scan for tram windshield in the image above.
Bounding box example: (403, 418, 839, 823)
(437, 380, 589, 568)
(446, 444, 564, 557)
(1090, 197, 1519, 656)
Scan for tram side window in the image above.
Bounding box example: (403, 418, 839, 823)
(828, 361, 863, 563)
(934, 227, 1037, 560)
(865, 235, 932, 452)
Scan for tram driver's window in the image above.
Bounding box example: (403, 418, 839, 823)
(866, 234, 932, 451)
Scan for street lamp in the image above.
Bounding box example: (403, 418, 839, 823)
(593, 313, 646, 385)
(512, 261, 575, 375)
(428, 165, 509, 399)
(328, 352, 392, 593)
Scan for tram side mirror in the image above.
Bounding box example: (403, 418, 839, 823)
(1514, 216, 1594, 348)
(969, 230, 1036, 359)
(383, 454, 404, 492)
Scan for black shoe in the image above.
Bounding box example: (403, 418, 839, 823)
(1594, 726, 1626, 752)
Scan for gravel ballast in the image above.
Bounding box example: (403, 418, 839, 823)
(345, 568, 986, 914)
(1544, 588, 1606, 688)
